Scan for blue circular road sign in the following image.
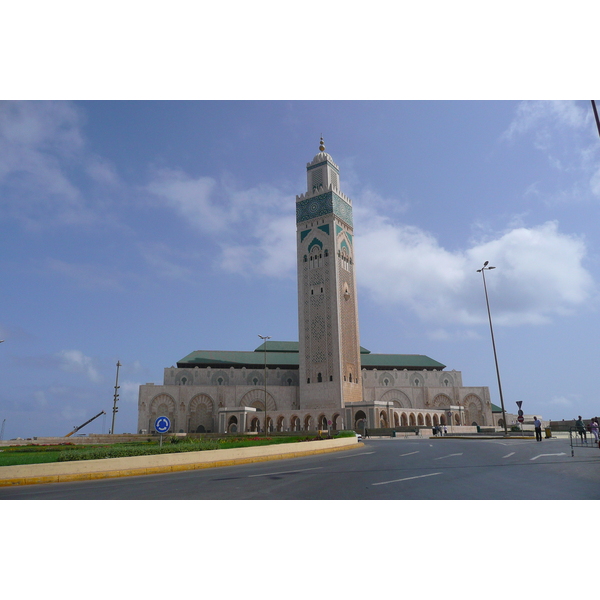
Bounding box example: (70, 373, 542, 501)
(155, 416, 171, 433)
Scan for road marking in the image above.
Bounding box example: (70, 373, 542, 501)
(530, 453, 566, 461)
(373, 472, 442, 486)
(333, 451, 376, 459)
(248, 467, 323, 477)
(434, 453, 463, 460)
(399, 451, 419, 457)
(502, 452, 515, 458)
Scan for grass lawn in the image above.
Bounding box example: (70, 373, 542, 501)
(0, 433, 355, 467)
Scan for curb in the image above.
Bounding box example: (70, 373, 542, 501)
(428, 436, 537, 440)
(0, 438, 362, 487)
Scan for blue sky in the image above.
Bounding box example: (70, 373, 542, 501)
(3, 2, 600, 590)
(1, 99, 600, 438)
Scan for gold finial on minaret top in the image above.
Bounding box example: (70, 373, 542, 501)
(319, 136, 325, 152)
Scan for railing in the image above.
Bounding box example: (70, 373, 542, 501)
(569, 427, 600, 457)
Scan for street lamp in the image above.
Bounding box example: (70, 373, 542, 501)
(258, 335, 271, 435)
(477, 262, 508, 436)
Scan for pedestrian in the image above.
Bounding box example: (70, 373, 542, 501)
(533, 416, 542, 442)
(590, 418, 599, 445)
(575, 416, 587, 443)
(444, 425, 448, 435)
(432, 425, 437, 436)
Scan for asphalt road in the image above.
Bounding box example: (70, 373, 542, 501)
(2, 436, 598, 500)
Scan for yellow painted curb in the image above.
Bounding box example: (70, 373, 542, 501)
(0, 439, 362, 487)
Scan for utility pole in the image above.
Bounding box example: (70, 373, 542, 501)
(110, 361, 121, 435)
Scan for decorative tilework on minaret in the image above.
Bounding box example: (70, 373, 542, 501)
(296, 139, 363, 409)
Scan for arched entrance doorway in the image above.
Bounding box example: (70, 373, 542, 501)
(354, 410, 367, 431)
(227, 416, 238, 433)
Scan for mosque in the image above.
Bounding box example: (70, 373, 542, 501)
(137, 140, 493, 434)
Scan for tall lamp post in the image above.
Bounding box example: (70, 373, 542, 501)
(258, 335, 271, 435)
(477, 262, 508, 436)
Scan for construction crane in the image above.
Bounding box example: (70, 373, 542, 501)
(64, 410, 106, 438)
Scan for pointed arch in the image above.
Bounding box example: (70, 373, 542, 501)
(463, 394, 485, 426)
(239, 389, 277, 412)
(188, 394, 214, 433)
(432, 393, 452, 409)
(380, 389, 412, 409)
(149, 393, 176, 433)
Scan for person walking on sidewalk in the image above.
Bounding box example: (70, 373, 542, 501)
(590, 418, 599, 445)
(533, 416, 542, 442)
(575, 416, 587, 443)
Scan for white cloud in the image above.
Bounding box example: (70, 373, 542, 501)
(120, 380, 141, 403)
(146, 161, 595, 327)
(57, 350, 101, 383)
(0, 101, 121, 227)
(146, 169, 297, 278)
(501, 100, 589, 142)
(356, 214, 594, 327)
(501, 101, 600, 203)
(145, 169, 224, 231)
(0, 101, 83, 223)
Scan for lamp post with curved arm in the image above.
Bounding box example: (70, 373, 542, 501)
(477, 262, 508, 436)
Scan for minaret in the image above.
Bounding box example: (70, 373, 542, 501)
(296, 138, 363, 409)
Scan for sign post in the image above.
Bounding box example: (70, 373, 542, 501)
(516, 402, 524, 433)
(154, 416, 171, 448)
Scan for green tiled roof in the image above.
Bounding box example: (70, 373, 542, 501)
(254, 341, 300, 353)
(177, 341, 445, 371)
(361, 353, 445, 370)
(177, 349, 300, 369)
(254, 341, 372, 354)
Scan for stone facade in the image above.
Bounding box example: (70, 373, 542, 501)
(138, 141, 493, 434)
(137, 363, 491, 434)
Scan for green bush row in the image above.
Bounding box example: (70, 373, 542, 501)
(56, 440, 221, 462)
(6, 431, 353, 464)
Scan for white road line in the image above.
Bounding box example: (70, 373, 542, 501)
(434, 453, 463, 460)
(333, 451, 376, 459)
(399, 451, 420, 457)
(248, 467, 323, 477)
(373, 472, 442, 486)
(530, 453, 566, 461)
(503, 452, 515, 458)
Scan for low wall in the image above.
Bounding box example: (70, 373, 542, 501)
(0, 434, 154, 447)
(0, 436, 359, 487)
(363, 426, 480, 437)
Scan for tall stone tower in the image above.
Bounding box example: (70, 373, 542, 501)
(296, 138, 363, 409)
